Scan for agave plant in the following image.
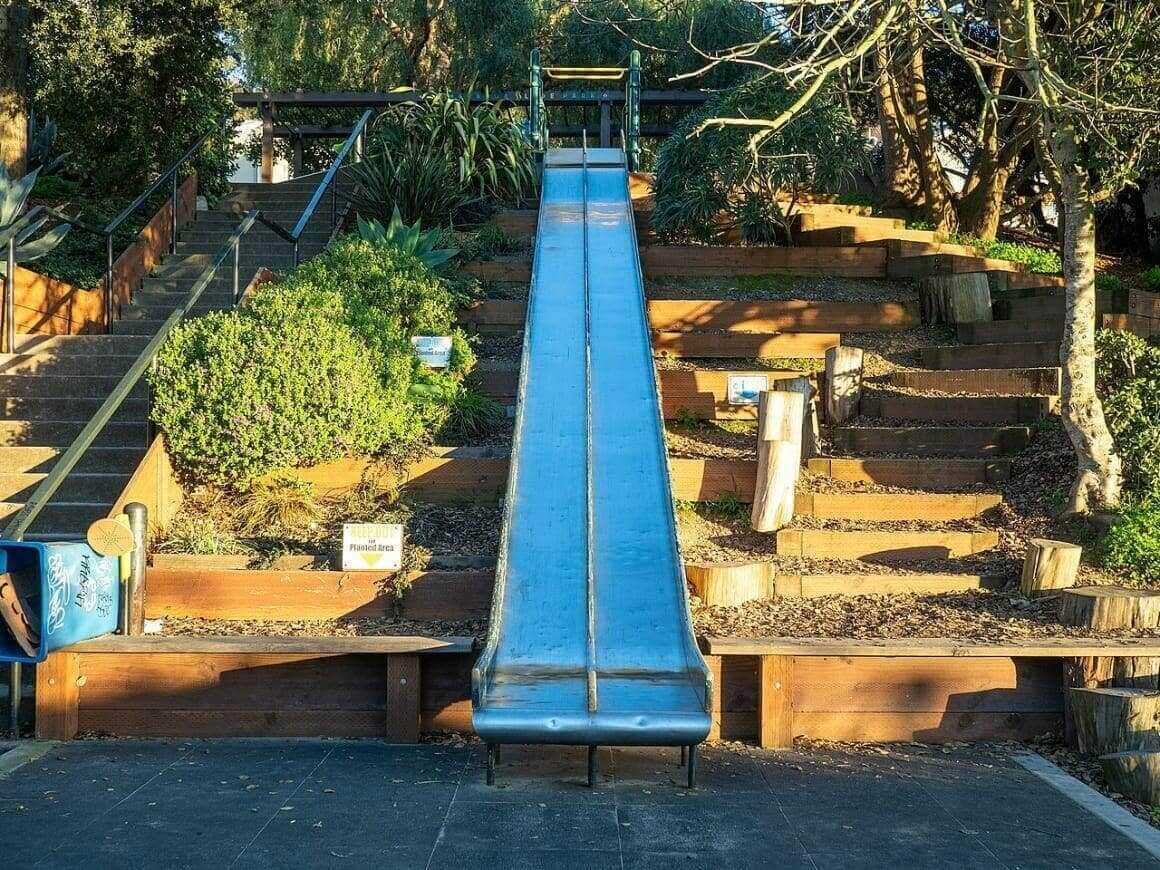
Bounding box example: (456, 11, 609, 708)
(0, 164, 71, 276)
(356, 208, 459, 269)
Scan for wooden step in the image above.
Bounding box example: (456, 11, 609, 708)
(958, 320, 1062, 344)
(888, 253, 1027, 279)
(776, 528, 999, 560)
(994, 296, 1065, 320)
(889, 368, 1060, 396)
(1007, 272, 1065, 290)
(921, 342, 1059, 371)
(795, 213, 906, 233)
(831, 426, 1032, 457)
(0, 446, 143, 474)
(776, 572, 1003, 597)
(0, 353, 139, 376)
(796, 227, 942, 247)
(0, 375, 149, 399)
(651, 331, 839, 359)
(647, 299, 918, 333)
(0, 419, 148, 448)
(795, 491, 1002, 521)
(0, 472, 126, 502)
(861, 393, 1055, 424)
(886, 239, 982, 259)
(808, 456, 1010, 486)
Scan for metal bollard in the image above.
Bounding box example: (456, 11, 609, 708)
(123, 503, 148, 636)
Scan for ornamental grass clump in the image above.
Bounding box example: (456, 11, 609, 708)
(150, 236, 476, 485)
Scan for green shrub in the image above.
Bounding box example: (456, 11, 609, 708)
(1143, 266, 1160, 292)
(651, 77, 868, 243)
(150, 305, 414, 485)
(349, 90, 535, 226)
(1100, 497, 1160, 583)
(983, 240, 1061, 274)
(1096, 273, 1125, 294)
(1095, 329, 1160, 497)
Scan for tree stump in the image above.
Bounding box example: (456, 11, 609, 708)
(1020, 539, 1082, 596)
(1100, 751, 1160, 805)
(824, 346, 863, 424)
(751, 390, 804, 533)
(1064, 656, 1160, 747)
(686, 562, 775, 607)
(919, 273, 992, 325)
(1069, 687, 1160, 756)
(782, 376, 821, 460)
(1059, 587, 1160, 631)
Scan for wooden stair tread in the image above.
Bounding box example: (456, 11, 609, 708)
(70, 634, 474, 654)
(704, 636, 1160, 657)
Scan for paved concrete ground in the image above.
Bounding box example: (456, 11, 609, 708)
(0, 740, 1156, 869)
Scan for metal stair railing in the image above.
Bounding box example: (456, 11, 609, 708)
(255, 109, 373, 267)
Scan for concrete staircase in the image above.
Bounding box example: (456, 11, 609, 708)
(0, 177, 340, 540)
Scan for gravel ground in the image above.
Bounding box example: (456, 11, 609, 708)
(480, 281, 527, 300)
(160, 614, 486, 639)
(666, 421, 756, 459)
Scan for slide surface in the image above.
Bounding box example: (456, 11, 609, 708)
(471, 148, 712, 746)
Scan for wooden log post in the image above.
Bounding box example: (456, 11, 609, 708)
(1069, 687, 1160, 756)
(824, 347, 863, 424)
(751, 390, 804, 533)
(1100, 751, 1160, 805)
(783, 376, 821, 460)
(260, 102, 275, 184)
(1020, 539, 1082, 596)
(385, 654, 421, 743)
(919, 273, 992, 325)
(35, 651, 80, 740)
(758, 655, 794, 749)
(1060, 588, 1160, 631)
(1065, 656, 1160, 748)
(686, 562, 775, 607)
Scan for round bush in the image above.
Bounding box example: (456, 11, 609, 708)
(150, 307, 421, 485)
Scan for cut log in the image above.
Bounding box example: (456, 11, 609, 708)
(1060, 587, 1160, 631)
(1100, 751, 1160, 805)
(824, 346, 863, 424)
(1020, 539, 1082, 596)
(751, 390, 804, 533)
(1069, 687, 1160, 756)
(919, 273, 993, 325)
(686, 562, 775, 607)
(1064, 656, 1160, 748)
(782, 375, 821, 460)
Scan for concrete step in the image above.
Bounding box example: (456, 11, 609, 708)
(112, 319, 170, 336)
(921, 342, 1060, 371)
(12, 334, 151, 355)
(0, 500, 115, 537)
(0, 396, 150, 421)
(0, 472, 127, 502)
(830, 425, 1033, 457)
(0, 419, 148, 448)
(152, 253, 298, 281)
(807, 455, 1011, 486)
(861, 392, 1056, 424)
(776, 528, 999, 561)
(794, 490, 1002, 521)
(0, 352, 139, 376)
(180, 225, 333, 244)
(889, 367, 1061, 396)
(0, 446, 144, 473)
(0, 375, 149, 399)
(958, 319, 1063, 344)
(121, 298, 235, 321)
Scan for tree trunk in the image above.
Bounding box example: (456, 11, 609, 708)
(1049, 122, 1123, 513)
(902, 38, 958, 232)
(0, 1, 29, 176)
(875, 43, 923, 208)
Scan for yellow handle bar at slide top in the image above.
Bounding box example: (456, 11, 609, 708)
(542, 66, 627, 81)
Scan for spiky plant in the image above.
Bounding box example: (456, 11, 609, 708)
(356, 208, 459, 269)
(0, 164, 71, 277)
(234, 474, 325, 539)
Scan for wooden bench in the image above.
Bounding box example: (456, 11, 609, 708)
(36, 635, 474, 743)
(702, 637, 1160, 749)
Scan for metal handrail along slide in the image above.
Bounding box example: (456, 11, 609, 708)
(250, 109, 372, 267)
(3, 211, 263, 736)
(472, 98, 712, 784)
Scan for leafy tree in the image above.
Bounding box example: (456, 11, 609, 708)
(0, 1, 29, 174)
(670, 1, 1160, 515)
(27, 0, 237, 196)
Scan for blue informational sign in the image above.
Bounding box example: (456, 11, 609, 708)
(0, 540, 121, 664)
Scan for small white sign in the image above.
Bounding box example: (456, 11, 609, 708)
(342, 523, 403, 571)
(727, 374, 769, 406)
(412, 335, 453, 369)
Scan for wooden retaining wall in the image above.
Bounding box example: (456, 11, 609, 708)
(463, 245, 888, 282)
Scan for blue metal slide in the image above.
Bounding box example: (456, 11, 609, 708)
(471, 146, 712, 785)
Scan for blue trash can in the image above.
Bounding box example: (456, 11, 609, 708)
(0, 540, 121, 664)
